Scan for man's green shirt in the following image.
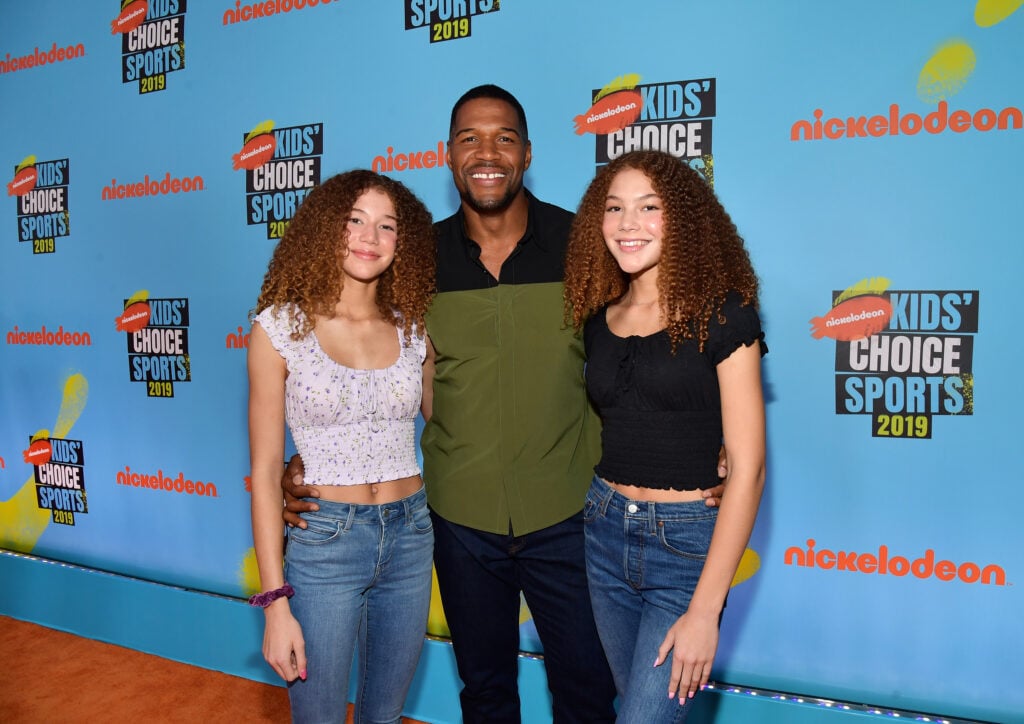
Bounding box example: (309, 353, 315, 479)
(422, 192, 601, 535)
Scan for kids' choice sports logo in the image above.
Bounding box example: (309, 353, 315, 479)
(810, 277, 979, 439)
(9, 155, 70, 255)
(233, 120, 323, 239)
(113, 0, 186, 94)
(576, 74, 716, 182)
(115, 290, 191, 398)
(23, 433, 87, 527)
(405, 0, 500, 43)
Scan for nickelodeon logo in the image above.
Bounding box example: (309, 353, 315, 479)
(226, 325, 250, 349)
(7, 325, 92, 347)
(223, 0, 335, 26)
(0, 42, 86, 74)
(372, 142, 447, 174)
(785, 539, 1006, 586)
(101, 173, 204, 200)
(791, 100, 1021, 141)
(116, 466, 218, 498)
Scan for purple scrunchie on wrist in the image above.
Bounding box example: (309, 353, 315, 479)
(248, 582, 295, 608)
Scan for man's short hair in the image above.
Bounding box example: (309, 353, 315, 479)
(449, 84, 529, 142)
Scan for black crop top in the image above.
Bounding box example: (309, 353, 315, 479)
(584, 291, 767, 491)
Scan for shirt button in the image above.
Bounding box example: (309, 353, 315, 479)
(627, 503, 639, 514)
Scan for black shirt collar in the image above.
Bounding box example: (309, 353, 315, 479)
(453, 188, 549, 257)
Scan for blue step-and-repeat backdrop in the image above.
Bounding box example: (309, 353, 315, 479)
(1, 2, 1020, 722)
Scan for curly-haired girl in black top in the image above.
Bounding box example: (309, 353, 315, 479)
(565, 150, 767, 721)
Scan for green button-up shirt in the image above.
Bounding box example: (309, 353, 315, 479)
(422, 192, 601, 535)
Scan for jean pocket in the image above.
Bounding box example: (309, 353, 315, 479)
(582, 492, 602, 523)
(657, 514, 716, 560)
(409, 503, 433, 534)
(289, 515, 342, 545)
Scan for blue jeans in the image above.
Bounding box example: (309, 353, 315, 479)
(583, 476, 719, 723)
(431, 509, 616, 724)
(285, 487, 433, 724)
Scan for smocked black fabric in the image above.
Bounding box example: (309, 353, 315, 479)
(584, 291, 766, 490)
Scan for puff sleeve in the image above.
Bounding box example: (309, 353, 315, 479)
(705, 291, 768, 366)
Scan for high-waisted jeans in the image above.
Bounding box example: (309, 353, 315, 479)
(583, 476, 719, 723)
(285, 486, 433, 724)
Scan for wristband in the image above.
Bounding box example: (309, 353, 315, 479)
(248, 583, 295, 608)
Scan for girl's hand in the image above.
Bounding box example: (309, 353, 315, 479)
(262, 601, 307, 683)
(653, 610, 719, 704)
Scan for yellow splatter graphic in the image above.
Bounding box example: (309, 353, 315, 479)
(0, 373, 88, 551)
(834, 277, 892, 307)
(731, 547, 761, 587)
(245, 120, 275, 144)
(593, 74, 642, 104)
(426, 567, 452, 637)
(238, 546, 262, 596)
(975, 0, 1023, 27)
(53, 373, 88, 438)
(700, 154, 715, 188)
(917, 40, 977, 103)
(519, 594, 533, 626)
(957, 373, 975, 415)
(15, 155, 36, 174)
(124, 289, 150, 308)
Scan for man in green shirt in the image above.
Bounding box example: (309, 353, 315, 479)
(417, 86, 615, 723)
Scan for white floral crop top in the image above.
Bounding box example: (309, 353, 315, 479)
(255, 305, 425, 486)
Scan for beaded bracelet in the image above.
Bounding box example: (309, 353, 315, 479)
(247, 582, 295, 608)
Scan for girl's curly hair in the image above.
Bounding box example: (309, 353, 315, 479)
(564, 150, 758, 351)
(252, 170, 436, 342)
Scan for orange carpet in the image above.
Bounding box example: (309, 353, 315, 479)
(0, 616, 426, 723)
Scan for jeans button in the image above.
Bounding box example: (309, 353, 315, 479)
(627, 503, 639, 514)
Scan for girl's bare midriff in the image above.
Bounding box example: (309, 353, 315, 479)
(605, 478, 706, 503)
(312, 474, 423, 504)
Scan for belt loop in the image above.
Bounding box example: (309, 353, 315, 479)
(342, 503, 356, 532)
(646, 501, 657, 533)
(596, 476, 614, 516)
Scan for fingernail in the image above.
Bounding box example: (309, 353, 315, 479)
(299, 669, 307, 681)
(688, 691, 695, 699)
